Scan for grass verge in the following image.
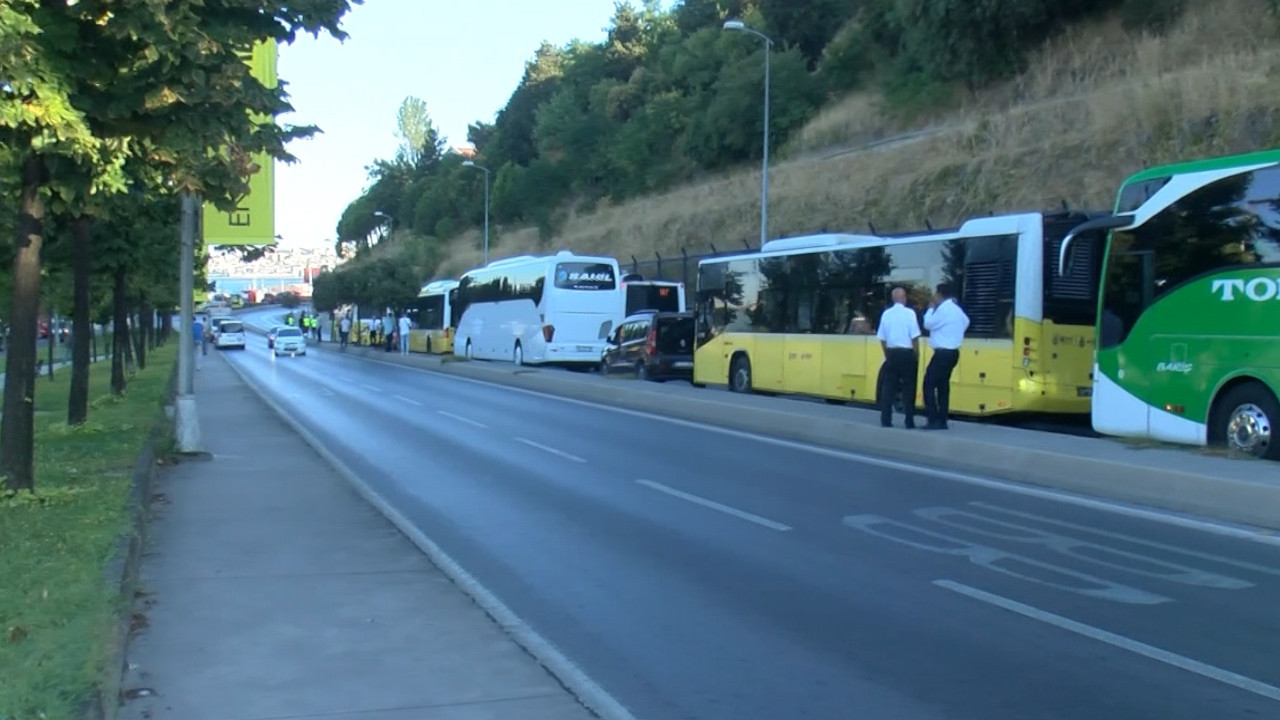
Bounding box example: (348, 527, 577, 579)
(0, 343, 176, 720)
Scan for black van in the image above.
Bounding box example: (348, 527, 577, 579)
(600, 311, 695, 382)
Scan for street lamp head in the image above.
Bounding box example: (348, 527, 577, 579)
(723, 19, 746, 31)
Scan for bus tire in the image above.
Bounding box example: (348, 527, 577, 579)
(730, 354, 752, 393)
(426, 337, 433, 354)
(1212, 381, 1280, 461)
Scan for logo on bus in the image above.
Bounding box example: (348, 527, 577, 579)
(1211, 277, 1280, 302)
(570, 272, 612, 282)
(1156, 361, 1193, 374)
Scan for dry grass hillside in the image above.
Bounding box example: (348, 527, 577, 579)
(420, 0, 1280, 279)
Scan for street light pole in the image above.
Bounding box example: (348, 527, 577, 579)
(462, 160, 491, 265)
(724, 19, 773, 248)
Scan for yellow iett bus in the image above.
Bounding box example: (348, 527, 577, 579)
(692, 210, 1107, 416)
(408, 279, 460, 354)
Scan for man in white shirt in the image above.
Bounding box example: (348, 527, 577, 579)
(876, 286, 921, 429)
(922, 282, 971, 430)
(397, 312, 412, 355)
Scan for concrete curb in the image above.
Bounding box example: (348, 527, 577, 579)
(83, 361, 177, 720)
(417, 358, 1280, 532)
(220, 353, 640, 720)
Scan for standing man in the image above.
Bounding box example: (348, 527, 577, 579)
(397, 312, 412, 355)
(191, 315, 205, 371)
(922, 283, 970, 430)
(876, 286, 921, 429)
(338, 314, 351, 349)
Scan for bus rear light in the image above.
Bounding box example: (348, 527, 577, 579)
(1023, 347, 1031, 357)
(542, 325, 555, 342)
(1024, 337, 1031, 346)
(645, 327, 657, 356)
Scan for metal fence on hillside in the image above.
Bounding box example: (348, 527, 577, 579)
(622, 239, 757, 288)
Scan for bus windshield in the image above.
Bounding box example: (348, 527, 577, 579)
(626, 283, 681, 314)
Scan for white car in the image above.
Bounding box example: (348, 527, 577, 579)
(273, 326, 307, 356)
(215, 320, 246, 349)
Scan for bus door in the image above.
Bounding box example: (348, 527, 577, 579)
(1096, 247, 1160, 435)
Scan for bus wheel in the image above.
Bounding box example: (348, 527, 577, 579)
(426, 337, 433, 354)
(730, 355, 752, 393)
(1214, 382, 1280, 460)
(513, 343, 524, 366)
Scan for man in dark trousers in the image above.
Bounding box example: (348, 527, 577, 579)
(922, 282, 970, 430)
(876, 286, 921, 429)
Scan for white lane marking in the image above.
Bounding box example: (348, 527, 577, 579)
(844, 515, 1167, 604)
(934, 579, 1280, 704)
(360, 383, 381, 392)
(437, 410, 488, 429)
(914, 506, 1252, 590)
(352, 354, 1280, 546)
(393, 394, 423, 406)
(970, 503, 1280, 578)
(514, 437, 586, 463)
(637, 479, 793, 532)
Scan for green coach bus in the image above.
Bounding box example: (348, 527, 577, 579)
(1059, 148, 1280, 460)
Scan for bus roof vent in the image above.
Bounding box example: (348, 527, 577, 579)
(485, 255, 539, 268)
(761, 233, 881, 252)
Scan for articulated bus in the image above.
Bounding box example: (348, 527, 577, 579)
(453, 250, 624, 366)
(693, 210, 1108, 416)
(407, 279, 459, 354)
(1059, 148, 1280, 459)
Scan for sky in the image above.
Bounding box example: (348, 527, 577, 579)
(272, 0, 632, 250)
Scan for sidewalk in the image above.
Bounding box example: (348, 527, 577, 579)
(117, 354, 596, 720)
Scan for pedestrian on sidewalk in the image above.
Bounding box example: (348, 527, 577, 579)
(191, 316, 205, 371)
(922, 282, 969, 430)
(338, 315, 351, 349)
(876, 286, 921, 429)
(398, 312, 412, 355)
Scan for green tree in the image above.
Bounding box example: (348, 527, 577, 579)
(1, 0, 357, 491)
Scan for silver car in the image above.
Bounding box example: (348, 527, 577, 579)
(272, 326, 307, 356)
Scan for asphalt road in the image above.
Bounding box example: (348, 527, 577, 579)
(219, 309, 1280, 720)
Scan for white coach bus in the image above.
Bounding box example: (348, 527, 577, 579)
(453, 251, 625, 366)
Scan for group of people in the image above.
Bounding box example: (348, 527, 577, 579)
(875, 282, 971, 431)
(329, 311, 413, 355)
(283, 311, 322, 341)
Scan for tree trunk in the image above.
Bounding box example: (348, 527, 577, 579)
(0, 155, 46, 492)
(111, 264, 128, 395)
(68, 216, 93, 425)
(133, 305, 147, 371)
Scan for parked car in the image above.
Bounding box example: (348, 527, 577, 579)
(215, 320, 246, 350)
(600, 310, 695, 382)
(273, 326, 307, 356)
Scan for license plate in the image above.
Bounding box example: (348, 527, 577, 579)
(673, 361, 693, 368)
(576, 345, 593, 352)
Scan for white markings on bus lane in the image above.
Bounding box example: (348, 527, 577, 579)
(638, 480, 793, 532)
(934, 579, 1280, 705)
(913, 506, 1252, 590)
(515, 437, 587, 463)
(970, 502, 1280, 578)
(842, 514, 1170, 605)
